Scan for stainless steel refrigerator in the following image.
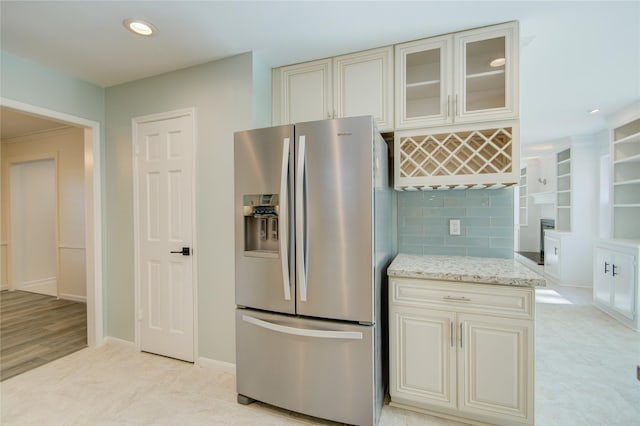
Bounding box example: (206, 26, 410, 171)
(234, 116, 393, 426)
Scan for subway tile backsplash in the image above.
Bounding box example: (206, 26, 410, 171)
(397, 188, 514, 259)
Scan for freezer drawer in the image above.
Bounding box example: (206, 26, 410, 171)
(236, 308, 382, 426)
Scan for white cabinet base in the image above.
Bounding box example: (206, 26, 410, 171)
(544, 230, 594, 287)
(593, 239, 640, 330)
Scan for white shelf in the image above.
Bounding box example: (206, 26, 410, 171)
(557, 173, 571, 179)
(613, 204, 640, 208)
(614, 178, 640, 186)
(612, 131, 640, 145)
(613, 153, 640, 164)
(406, 79, 440, 88)
(557, 159, 571, 165)
(466, 69, 505, 79)
(530, 191, 555, 205)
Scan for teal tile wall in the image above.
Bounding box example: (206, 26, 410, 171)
(397, 188, 515, 258)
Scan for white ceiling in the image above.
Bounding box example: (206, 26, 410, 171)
(1, 1, 639, 147)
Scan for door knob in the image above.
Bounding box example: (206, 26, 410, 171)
(170, 247, 191, 256)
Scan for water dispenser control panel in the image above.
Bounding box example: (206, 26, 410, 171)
(242, 194, 280, 258)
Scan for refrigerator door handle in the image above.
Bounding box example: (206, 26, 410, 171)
(242, 315, 363, 340)
(280, 137, 291, 301)
(296, 135, 308, 301)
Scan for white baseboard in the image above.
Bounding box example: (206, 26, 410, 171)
(18, 277, 57, 296)
(103, 336, 136, 349)
(197, 356, 236, 374)
(58, 293, 87, 303)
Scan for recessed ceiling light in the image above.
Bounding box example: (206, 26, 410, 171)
(123, 19, 156, 36)
(589, 108, 601, 114)
(490, 57, 506, 67)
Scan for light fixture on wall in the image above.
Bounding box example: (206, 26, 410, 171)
(538, 178, 547, 185)
(123, 18, 156, 36)
(589, 108, 601, 114)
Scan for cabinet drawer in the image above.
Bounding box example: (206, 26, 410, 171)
(390, 278, 533, 320)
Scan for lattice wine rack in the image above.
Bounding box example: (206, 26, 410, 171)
(394, 126, 519, 190)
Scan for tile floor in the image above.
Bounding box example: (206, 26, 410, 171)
(1, 283, 638, 425)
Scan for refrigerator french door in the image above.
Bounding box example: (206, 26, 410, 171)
(234, 116, 392, 426)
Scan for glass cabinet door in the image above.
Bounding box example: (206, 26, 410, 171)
(464, 36, 506, 111)
(455, 23, 518, 123)
(396, 36, 452, 128)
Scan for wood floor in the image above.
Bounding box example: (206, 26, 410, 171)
(0, 290, 87, 381)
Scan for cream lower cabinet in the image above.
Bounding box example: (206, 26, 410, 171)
(390, 278, 534, 425)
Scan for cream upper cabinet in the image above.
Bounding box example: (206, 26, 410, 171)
(395, 22, 519, 130)
(333, 47, 394, 131)
(395, 35, 452, 128)
(279, 58, 333, 125)
(275, 46, 394, 131)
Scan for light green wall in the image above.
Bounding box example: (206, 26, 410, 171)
(251, 53, 272, 128)
(0, 50, 104, 123)
(105, 52, 270, 363)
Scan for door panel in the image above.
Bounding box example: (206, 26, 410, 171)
(234, 125, 295, 314)
(389, 307, 456, 410)
(458, 314, 532, 424)
(9, 159, 57, 296)
(295, 117, 374, 322)
(236, 308, 379, 426)
(281, 59, 332, 124)
(612, 252, 635, 319)
(137, 114, 194, 362)
(593, 248, 612, 305)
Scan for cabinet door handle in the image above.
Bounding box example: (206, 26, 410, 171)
(604, 261, 610, 274)
(450, 322, 454, 347)
(447, 95, 450, 117)
(612, 264, 619, 277)
(460, 323, 463, 348)
(555, 247, 558, 255)
(443, 296, 471, 302)
(455, 94, 459, 116)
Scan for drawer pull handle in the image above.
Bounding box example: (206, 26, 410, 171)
(443, 296, 471, 302)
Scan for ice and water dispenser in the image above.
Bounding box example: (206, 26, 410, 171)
(242, 194, 280, 257)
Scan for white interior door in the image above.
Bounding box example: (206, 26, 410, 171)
(9, 158, 57, 296)
(135, 113, 195, 362)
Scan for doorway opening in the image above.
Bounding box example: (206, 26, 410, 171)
(0, 99, 103, 353)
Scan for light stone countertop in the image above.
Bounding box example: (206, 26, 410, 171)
(388, 253, 546, 287)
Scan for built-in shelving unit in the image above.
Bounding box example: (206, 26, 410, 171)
(612, 118, 640, 239)
(556, 148, 571, 231)
(519, 167, 528, 225)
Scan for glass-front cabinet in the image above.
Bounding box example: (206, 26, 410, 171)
(396, 21, 519, 129)
(396, 35, 452, 128)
